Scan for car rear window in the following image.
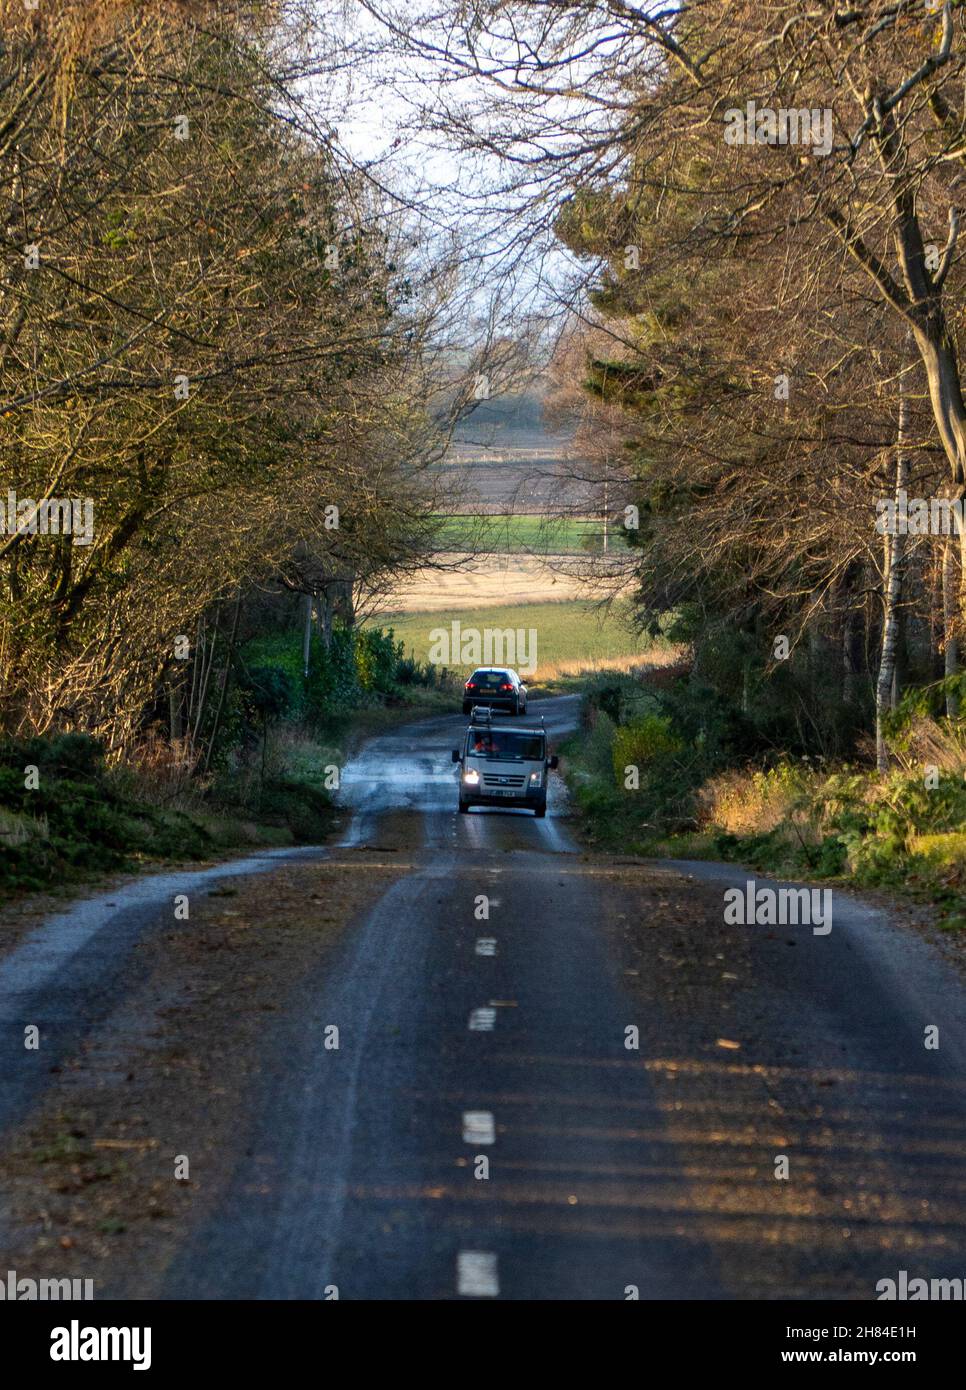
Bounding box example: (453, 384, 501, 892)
(470, 671, 509, 688)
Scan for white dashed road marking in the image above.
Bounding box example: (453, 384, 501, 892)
(468, 1007, 496, 1031)
(462, 1111, 496, 1145)
(457, 1251, 499, 1297)
(475, 938, 497, 956)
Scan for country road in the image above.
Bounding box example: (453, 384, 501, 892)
(1, 696, 965, 1301)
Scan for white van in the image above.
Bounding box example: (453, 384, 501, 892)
(452, 706, 558, 817)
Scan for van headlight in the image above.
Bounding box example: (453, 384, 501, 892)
(529, 771, 542, 786)
(463, 768, 480, 785)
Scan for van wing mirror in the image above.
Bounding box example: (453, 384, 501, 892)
(548, 754, 559, 770)
(452, 748, 460, 762)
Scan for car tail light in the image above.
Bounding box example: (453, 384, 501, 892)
(465, 681, 476, 689)
(500, 683, 512, 690)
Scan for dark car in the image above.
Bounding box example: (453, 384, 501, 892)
(461, 667, 528, 716)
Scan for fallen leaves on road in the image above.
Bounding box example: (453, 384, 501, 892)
(0, 851, 410, 1297)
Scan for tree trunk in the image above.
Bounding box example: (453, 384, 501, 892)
(912, 317, 966, 492)
(168, 682, 183, 743)
(943, 537, 960, 718)
(320, 585, 333, 651)
(890, 607, 906, 709)
(842, 600, 865, 707)
(338, 578, 356, 629)
(302, 590, 313, 678)
(876, 375, 910, 773)
(202, 597, 241, 775)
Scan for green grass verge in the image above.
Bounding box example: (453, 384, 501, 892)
(0, 782, 303, 896)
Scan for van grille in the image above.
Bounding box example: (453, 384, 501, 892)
(482, 773, 526, 788)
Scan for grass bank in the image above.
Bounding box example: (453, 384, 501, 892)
(561, 672, 966, 930)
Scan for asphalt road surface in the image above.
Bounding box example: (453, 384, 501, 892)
(2, 695, 965, 1299)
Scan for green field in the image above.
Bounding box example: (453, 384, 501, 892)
(377, 600, 651, 677)
(433, 514, 608, 555)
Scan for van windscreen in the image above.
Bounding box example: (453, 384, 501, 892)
(466, 732, 545, 761)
